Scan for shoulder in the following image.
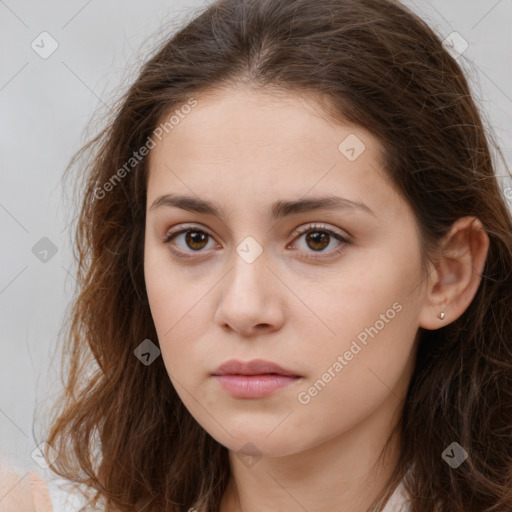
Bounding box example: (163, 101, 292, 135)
(0, 462, 88, 512)
(0, 465, 36, 512)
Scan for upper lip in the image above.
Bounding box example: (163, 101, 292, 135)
(212, 358, 300, 377)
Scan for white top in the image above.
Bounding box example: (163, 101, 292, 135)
(382, 478, 411, 512)
(44, 474, 411, 512)
(45, 477, 89, 511)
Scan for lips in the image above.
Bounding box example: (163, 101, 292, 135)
(212, 358, 300, 377)
(211, 358, 301, 398)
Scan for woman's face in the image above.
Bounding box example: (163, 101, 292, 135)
(144, 87, 427, 457)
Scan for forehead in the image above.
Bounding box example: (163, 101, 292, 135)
(150, 87, 379, 159)
(146, 86, 400, 222)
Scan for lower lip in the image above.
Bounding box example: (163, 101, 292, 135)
(213, 374, 300, 398)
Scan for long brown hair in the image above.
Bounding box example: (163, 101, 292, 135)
(39, 0, 512, 510)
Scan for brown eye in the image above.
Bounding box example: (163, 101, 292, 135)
(163, 226, 216, 257)
(304, 230, 331, 251)
(184, 230, 209, 251)
(290, 223, 351, 260)
(163, 223, 350, 261)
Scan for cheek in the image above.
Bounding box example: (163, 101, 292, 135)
(297, 248, 421, 395)
(143, 243, 214, 379)
(144, 248, 174, 334)
(144, 240, 201, 332)
(292, 291, 418, 443)
(301, 248, 419, 345)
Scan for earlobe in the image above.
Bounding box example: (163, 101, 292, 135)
(437, 297, 448, 320)
(418, 216, 490, 330)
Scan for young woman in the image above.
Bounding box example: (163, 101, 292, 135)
(4, 0, 511, 510)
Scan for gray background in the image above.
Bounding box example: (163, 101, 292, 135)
(1, 0, 511, 476)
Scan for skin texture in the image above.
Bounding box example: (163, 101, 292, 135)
(143, 87, 489, 512)
(0, 463, 36, 512)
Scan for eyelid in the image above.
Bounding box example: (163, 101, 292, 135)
(164, 222, 350, 241)
(290, 222, 350, 240)
(163, 223, 213, 243)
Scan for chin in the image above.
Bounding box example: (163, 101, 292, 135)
(208, 427, 305, 458)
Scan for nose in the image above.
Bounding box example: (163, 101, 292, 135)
(214, 250, 285, 337)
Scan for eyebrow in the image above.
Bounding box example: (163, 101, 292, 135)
(149, 193, 375, 219)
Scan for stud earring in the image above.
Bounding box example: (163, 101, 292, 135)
(438, 299, 447, 320)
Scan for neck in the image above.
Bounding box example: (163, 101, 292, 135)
(219, 392, 404, 512)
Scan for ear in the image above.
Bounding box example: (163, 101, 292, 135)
(418, 216, 490, 330)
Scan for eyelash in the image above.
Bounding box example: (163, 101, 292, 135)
(163, 223, 351, 261)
